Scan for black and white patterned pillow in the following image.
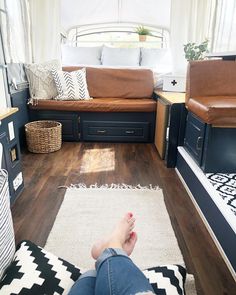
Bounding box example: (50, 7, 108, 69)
(143, 264, 186, 295)
(0, 170, 15, 281)
(0, 240, 82, 295)
(51, 68, 91, 100)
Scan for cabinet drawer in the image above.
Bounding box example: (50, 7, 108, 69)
(88, 126, 143, 136)
(83, 121, 149, 142)
(184, 112, 205, 164)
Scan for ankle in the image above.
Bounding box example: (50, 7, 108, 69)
(107, 240, 123, 250)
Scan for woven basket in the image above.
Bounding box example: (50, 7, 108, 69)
(25, 121, 62, 153)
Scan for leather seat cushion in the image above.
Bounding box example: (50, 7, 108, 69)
(30, 98, 157, 112)
(187, 96, 236, 126)
(63, 67, 154, 99)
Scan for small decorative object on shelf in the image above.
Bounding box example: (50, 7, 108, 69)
(183, 39, 209, 61)
(163, 75, 186, 93)
(135, 25, 151, 42)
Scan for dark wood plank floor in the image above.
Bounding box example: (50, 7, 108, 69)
(11, 142, 236, 295)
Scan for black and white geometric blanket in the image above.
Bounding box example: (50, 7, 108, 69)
(206, 173, 236, 216)
(0, 240, 187, 295)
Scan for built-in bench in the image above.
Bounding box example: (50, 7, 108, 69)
(184, 60, 236, 172)
(29, 67, 157, 143)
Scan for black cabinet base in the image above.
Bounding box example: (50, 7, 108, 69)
(29, 110, 156, 143)
(0, 112, 24, 204)
(184, 112, 236, 173)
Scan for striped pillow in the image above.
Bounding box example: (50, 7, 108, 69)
(51, 68, 91, 100)
(0, 170, 15, 280)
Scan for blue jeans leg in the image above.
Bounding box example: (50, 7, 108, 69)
(68, 269, 96, 295)
(95, 248, 154, 295)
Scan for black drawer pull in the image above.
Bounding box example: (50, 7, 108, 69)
(97, 130, 107, 134)
(196, 136, 203, 150)
(125, 130, 135, 134)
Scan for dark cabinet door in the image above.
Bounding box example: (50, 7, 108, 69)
(184, 112, 206, 165)
(0, 114, 24, 204)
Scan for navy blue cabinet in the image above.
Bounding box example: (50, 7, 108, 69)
(29, 110, 80, 141)
(184, 112, 236, 173)
(184, 112, 205, 165)
(0, 109, 24, 204)
(29, 110, 155, 143)
(11, 89, 29, 147)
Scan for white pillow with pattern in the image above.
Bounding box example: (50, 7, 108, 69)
(51, 68, 91, 100)
(24, 60, 61, 100)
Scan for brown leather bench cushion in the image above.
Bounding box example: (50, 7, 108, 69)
(188, 96, 236, 126)
(30, 98, 157, 112)
(62, 67, 154, 98)
(186, 60, 236, 103)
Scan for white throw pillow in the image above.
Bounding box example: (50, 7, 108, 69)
(24, 60, 61, 100)
(61, 45, 102, 65)
(101, 46, 140, 66)
(140, 48, 172, 72)
(51, 68, 91, 100)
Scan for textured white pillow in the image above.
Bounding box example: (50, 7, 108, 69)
(101, 46, 140, 66)
(51, 68, 91, 100)
(61, 45, 102, 65)
(141, 48, 172, 71)
(24, 60, 61, 100)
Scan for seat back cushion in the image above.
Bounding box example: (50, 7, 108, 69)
(0, 170, 15, 280)
(0, 240, 82, 295)
(186, 60, 236, 103)
(63, 67, 154, 98)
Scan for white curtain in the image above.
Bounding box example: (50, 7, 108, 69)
(212, 0, 236, 52)
(29, 0, 61, 63)
(0, 0, 32, 63)
(170, 0, 216, 74)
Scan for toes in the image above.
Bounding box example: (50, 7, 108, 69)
(125, 212, 133, 219)
(128, 216, 135, 223)
(129, 231, 138, 242)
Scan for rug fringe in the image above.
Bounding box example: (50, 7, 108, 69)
(58, 183, 160, 191)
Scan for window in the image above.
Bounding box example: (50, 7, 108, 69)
(66, 24, 169, 49)
(212, 0, 236, 52)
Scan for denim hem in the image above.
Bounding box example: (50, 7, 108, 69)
(95, 248, 129, 270)
(78, 269, 97, 280)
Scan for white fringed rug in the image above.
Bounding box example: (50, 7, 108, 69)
(45, 184, 184, 270)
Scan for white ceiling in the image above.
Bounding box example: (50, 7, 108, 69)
(61, 0, 171, 31)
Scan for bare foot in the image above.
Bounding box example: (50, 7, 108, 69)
(91, 212, 137, 259)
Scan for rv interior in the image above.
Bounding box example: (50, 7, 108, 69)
(0, 0, 236, 294)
